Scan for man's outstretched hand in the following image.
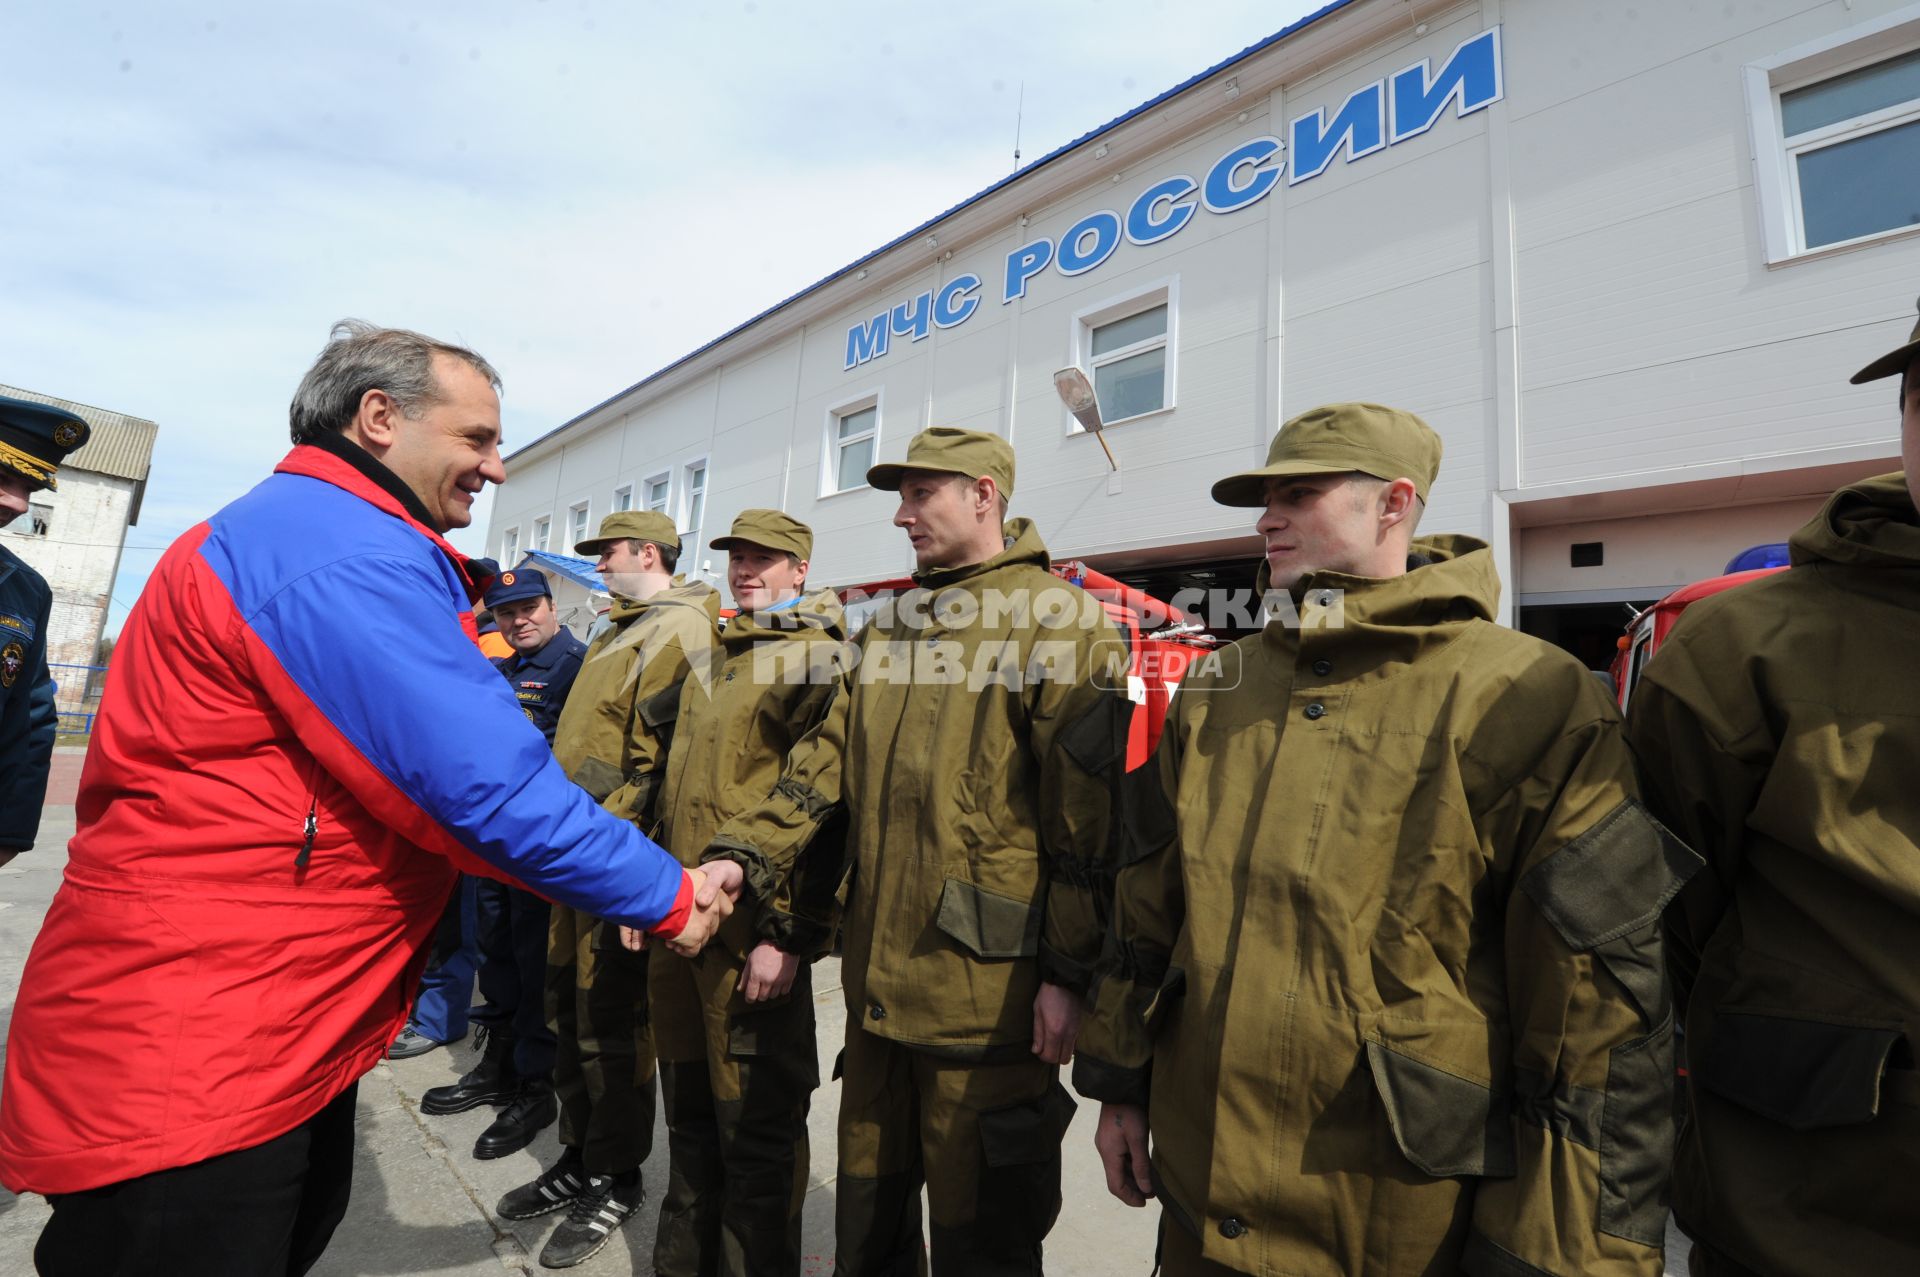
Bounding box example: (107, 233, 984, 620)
(619, 860, 746, 955)
(1095, 1102, 1154, 1207)
(664, 860, 746, 957)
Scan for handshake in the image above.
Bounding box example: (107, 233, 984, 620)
(620, 858, 745, 958)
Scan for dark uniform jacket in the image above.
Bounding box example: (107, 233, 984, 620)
(0, 544, 55, 850)
(1078, 537, 1695, 1277)
(496, 628, 587, 746)
(1628, 473, 1920, 1277)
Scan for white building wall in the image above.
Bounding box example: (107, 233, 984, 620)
(491, 0, 1917, 614)
(0, 468, 134, 674)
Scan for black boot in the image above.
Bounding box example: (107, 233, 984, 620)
(474, 1079, 557, 1160)
(420, 1027, 517, 1115)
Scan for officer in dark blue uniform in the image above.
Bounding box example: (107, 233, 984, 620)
(0, 395, 90, 864)
(422, 567, 591, 1160)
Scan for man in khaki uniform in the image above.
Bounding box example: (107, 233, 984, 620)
(1077, 404, 1697, 1277)
(1626, 311, 1920, 1277)
(497, 510, 721, 1271)
(699, 428, 1130, 1276)
(646, 509, 848, 1277)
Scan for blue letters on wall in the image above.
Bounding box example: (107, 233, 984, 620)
(845, 26, 1503, 368)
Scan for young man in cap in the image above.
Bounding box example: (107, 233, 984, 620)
(1625, 310, 1920, 1277)
(698, 427, 1131, 1275)
(0, 394, 89, 865)
(419, 566, 586, 1160)
(641, 508, 849, 1277)
(1077, 404, 1694, 1277)
(498, 510, 721, 1270)
(1, 322, 735, 1277)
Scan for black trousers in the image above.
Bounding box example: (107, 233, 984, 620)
(34, 1082, 358, 1277)
(472, 877, 557, 1078)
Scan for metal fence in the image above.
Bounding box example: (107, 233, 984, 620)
(49, 662, 108, 735)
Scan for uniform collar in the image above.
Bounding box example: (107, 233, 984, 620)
(503, 628, 580, 673)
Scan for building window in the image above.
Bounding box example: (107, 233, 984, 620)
(1749, 14, 1920, 261)
(25, 499, 51, 538)
(612, 484, 633, 513)
(570, 501, 590, 548)
(501, 526, 520, 566)
(1071, 281, 1176, 429)
(644, 474, 670, 513)
(824, 396, 878, 495)
(533, 516, 551, 552)
(683, 460, 707, 544)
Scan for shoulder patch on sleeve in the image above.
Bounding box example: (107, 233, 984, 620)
(1520, 799, 1703, 953)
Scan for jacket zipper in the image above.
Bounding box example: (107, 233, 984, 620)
(295, 756, 322, 869)
(296, 800, 318, 868)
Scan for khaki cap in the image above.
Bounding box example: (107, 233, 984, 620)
(1851, 295, 1920, 384)
(575, 509, 680, 556)
(1211, 403, 1443, 507)
(866, 426, 1016, 499)
(709, 508, 813, 560)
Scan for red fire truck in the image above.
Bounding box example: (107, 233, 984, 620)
(1609, 545, 1791, 710)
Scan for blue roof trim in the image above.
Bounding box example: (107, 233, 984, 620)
(507, 0, 1360, 463)
(521, 549, 605, 593)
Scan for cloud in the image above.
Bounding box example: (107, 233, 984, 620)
(0, 0, 1317, 628)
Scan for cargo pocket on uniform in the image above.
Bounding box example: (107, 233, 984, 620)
(975, 1082, 1078, 1243)
(1591, 1019, 1676, 1245)
(1365, 1041, 1515, 1179)
(1058, 692, 1128, 778)
(935, 877, 1042, 960)
(1691, 1011, 1905, 1130)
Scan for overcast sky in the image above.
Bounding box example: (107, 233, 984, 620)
(2, 0, 1324, 633)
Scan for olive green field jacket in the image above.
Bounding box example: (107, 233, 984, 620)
(656, 587, 849, 960)
(551, 576, 722, 833)
(1627, 473, 1920, 1277)
(707, 520, 1132, 1054)
(1077, 536, 1697, 1277)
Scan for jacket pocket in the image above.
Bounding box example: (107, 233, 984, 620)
(934, 876, 1042, 960)
(1692, 1011, 1905, 1130)
(978, 1081, 1079, 1167)
(1365, 1040, 1516, 1179)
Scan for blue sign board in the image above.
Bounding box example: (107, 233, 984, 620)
(847, 27, 1503, 370)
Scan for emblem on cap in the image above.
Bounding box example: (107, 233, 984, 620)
(53, 422, 81, 448)
(500, 571, 516, 586)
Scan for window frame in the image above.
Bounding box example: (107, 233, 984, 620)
(1747, 5, 1920, 264)
(643, 472, 672, 515)
(821, 388, 884, 498)
(682, 457, 709, 544)
(611, 483, 634, 514)
(500, 525, 520, 567)
(568, 500, 591, 551)
(532, 516, 551, 553)
(1065, 276, 1179, 435)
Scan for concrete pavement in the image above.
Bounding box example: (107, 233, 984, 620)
(1, 799, 1690, 1275)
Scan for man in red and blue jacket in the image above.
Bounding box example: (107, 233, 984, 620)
(1, 320, 744, 1277)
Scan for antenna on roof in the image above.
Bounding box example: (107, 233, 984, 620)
(1013, 81, 1025, 172)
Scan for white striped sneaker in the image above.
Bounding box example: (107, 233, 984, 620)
(538, 1173, 643, 1269)
(496, 1156, 590, 1221)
